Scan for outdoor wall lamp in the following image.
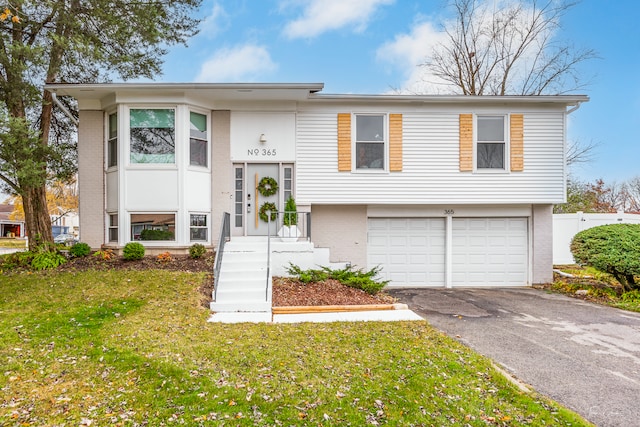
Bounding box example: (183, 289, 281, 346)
(259, 133, 267, 144)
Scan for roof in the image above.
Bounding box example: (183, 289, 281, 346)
(43, 82, 589, 107)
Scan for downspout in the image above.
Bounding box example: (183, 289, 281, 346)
(50, 91, 79, 126)
(566, 100, 584, 115)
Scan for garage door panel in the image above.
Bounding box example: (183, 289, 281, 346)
(452, 218, 528, 287)
(368, 218, 445, 287)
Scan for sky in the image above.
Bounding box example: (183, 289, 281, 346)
(151, 0, 639, 185)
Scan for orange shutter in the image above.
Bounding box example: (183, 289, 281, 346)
(510, 114, 524, 172)
(337, 113, 351, 172)
(389, 114, 403, 172)
(459, 114, 473, 172)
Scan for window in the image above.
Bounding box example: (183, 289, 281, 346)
(190, 112, 208, 167)
(108, 113, 117, 167)
(477, 116, 506, 169)
(234, 167, 243, 228)
(355, 114, 385, 170)
(190, 214, 208, 241)
(130, 109, 175, 164)
(130, 213, 175, 241)
(283, 166, 293, 202)
(108, 214, 118, 242)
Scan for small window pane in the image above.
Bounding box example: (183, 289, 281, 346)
(190, 139, 207, 167)
(110, 215, 118, 227)
(284, 168, 292, 179)
(190, 112, 207, 139)
(235, 168, 243, 179)
(108, 139, 117, 168)
(356, 142, 384, 169)
(477, 143, 505, 169)
(356, 115, 384, 141)
(109, 113, 117, 139)
(477, 116, 504, 142)
(190, 228, 207, 241)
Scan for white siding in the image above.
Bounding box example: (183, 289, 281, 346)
(296, 111, 565, 205)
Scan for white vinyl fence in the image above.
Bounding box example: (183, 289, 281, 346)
(553, 211, 640, 265)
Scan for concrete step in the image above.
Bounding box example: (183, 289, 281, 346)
(210, 301, 271, 313)
(218, 269, 267, 282)
(216, 287, 269, 301)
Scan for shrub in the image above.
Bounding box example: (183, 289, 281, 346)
(31, 251, 67, 270)
(282, 196, 298, 227)
(0, 251, 35, 270)
(140, 229, 174, 241)
(123, 242, 145, 261)
(286, 263, 389, 295)
(189, 243, 206, 259)
(571, 223, 640, 292)
(156, 252, 172, 263)
(69, 242, 91, 257)
(93, 249, 115, 260)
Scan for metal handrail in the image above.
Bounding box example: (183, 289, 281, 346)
(213, 212, 230, 302)
(266, 215, 272, 301)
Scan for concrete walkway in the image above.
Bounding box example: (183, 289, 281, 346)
(389, 287, 640, 427)
(208, 308, 423, 323)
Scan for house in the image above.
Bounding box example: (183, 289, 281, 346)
(44, 82, 587, 288)
(0, 204, 25, 238)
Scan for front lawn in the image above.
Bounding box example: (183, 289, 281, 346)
(1, 270, 590, 426)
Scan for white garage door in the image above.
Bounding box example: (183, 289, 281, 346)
(368, 218, 445, 287)
(452, 218, 528, 287)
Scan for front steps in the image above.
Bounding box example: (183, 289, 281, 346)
(210, 237, 272, 313)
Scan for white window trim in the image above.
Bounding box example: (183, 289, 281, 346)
(473, 113, 510, 173)
(189, 212, 210, 243)
(352, 113, 389, 173)
(105, 110, 118, 171)
(187, 107, 211, 171)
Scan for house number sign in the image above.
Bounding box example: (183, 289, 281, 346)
(247, 148, 277, 157)
(444, 209, 455, 215)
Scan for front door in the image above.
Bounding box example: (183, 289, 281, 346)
(247, 164, 280, 236)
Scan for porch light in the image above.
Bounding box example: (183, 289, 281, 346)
(259, 133, 267, 144)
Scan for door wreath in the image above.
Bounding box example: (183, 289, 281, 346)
(259, 202, 278, 223)
(257, 176, 278, 197)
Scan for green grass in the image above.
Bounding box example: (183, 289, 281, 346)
(0, 270, 590, 426)
(0, 239, 27, 249)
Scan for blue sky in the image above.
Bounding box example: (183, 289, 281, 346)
(154, 0, 639, 185)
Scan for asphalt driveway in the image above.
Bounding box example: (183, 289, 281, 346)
(389, 287, 640, 427)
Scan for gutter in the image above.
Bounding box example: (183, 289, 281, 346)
(566, 100, 585, 114)
(50, 91, 79, 126)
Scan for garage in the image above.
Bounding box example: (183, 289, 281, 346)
(451, 218, 528, 287)
(367, 218, 445, 287)
(367, 217, 528, 287)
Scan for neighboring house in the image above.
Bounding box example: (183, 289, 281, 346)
(0, 204, 25, 238)
(45, 83, 587, 288)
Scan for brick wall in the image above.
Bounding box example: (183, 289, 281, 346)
(78, 110, 105, 249)
(532, 204, 553, 284)
(210, 110, 231, 247)
(310, 205, 367, 268)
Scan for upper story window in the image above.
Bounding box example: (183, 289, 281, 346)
(476, 116, 506, 170)
(355, 114, 385, 170)
(130, 108, 175, 164)
(107, 113, 117, 168)
(189, 112, 208, 167)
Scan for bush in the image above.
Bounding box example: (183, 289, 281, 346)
(69, 242, 91, 257)
(189, 243, 206, 259)
(156, 252, 172, 263)
(31, 251, 67, 270)
(123, 242, 145, 261)
(282, 196, 298, 227)
(286, 263, 389, 295)
(140, 229, 174, 241)
(0, 251, 35, 271)
(571, 223, 640, 292)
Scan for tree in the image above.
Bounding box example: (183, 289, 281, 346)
(424, 0, 596, 95)
(0, 0, 201, 250)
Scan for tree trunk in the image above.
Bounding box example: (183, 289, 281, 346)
(21, 184, 54, 251)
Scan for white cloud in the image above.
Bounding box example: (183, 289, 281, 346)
(376, 20, 450, 94)
(199, 1, 229, 39)
(195, 44, 277, 82)
(282, 0, 394, 39)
